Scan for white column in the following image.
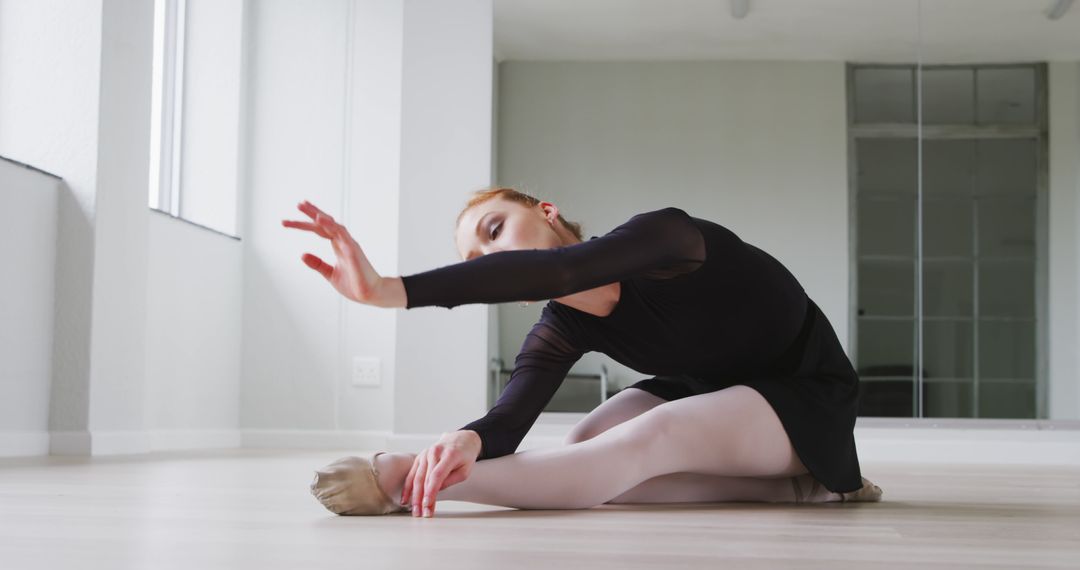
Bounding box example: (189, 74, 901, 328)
(393, 0, 494, 440)
(82, 0, 155, 454)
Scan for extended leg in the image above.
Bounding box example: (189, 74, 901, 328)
(436, 385, 816, 509)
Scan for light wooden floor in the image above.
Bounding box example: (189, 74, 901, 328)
(1, 449, 1078, 569)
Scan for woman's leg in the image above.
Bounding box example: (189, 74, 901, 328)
(606, 471, 803, 504)
(562, 387, 669, 445)
(563, 388, 806, 504)
(435, 384, 834, 509)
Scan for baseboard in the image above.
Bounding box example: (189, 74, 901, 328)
(48, 430, 93, 455)
(0, 431, 51, 457)
(241, 429, 390, 450)
(1, 429, 244, 457)
(49, 430, 153, 455)
(853, 426, 1080, 466)
(3, 424, 1076, 466)
(147, 429, 243, 451)
(238, 429, 560, 454)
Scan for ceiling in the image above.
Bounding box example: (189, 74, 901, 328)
(493, 0, 1080, 63)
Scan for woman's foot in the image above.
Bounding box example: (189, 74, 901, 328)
(309, 452, 414, 515)
(840, 477, 883, 503)
(790, 474, 884, 503)
(373, 451, 417, 508)
(790, 473, 842, 503)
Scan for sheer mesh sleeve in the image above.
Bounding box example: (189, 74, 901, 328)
(458, 304, 585, 460)
(400, 207, 706, 310)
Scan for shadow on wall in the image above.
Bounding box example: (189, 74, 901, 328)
(48, 181, 95, 435)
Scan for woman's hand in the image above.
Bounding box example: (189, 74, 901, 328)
(282, 201, 403, 307)
(402, 430, 482, 518)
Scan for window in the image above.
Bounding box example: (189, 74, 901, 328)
(148, 0, 243, 237)
(148, 0, 185, 216)
(849, 63, 1047, 419)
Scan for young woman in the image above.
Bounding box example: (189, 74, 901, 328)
(285, 188, 882, 518)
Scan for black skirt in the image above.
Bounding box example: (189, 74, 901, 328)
(627, 297, 864, 493)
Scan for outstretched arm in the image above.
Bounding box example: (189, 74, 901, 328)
(284, 202, 705, 311)
(401, 206, 706, 309)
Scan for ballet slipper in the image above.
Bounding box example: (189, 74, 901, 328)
(791, 474, 883, 503)
(790, 473, 825, 503)
(839, 477, 884, 503)
(309, 452, 409, 516)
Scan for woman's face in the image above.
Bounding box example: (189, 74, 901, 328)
(455, 198, 567, 262)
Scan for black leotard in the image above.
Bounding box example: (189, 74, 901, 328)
(400, 207, 864, 493)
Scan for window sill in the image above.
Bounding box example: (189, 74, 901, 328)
(150, 207, 240, 241)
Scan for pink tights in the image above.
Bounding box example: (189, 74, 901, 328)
(434, 385, 834, 509)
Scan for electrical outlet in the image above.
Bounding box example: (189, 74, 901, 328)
(351, 356, 381, 387)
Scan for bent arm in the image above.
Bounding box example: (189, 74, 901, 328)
(459, 307, 585, 460)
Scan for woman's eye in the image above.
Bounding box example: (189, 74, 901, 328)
(490, 223, 501, 239)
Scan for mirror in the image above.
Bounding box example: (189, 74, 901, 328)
(491, 0, 1079, 421)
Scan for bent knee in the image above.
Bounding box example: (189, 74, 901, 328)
(563, 426, 598, 445)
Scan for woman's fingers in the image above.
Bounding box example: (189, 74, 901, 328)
(288, 200, 383, 306)
(402, 455, 420, 506)
(423, 456, 455, 516)
(399, 445, 468, 518)
(421, 446, 442, 517)
(297, 200, 332, 223)
(291, 201, 359, 254)
(315, 212, 339, 235)
(301, 253, 333, 280)
(281, 219, 331, 239)
(410, 452, 429, 517)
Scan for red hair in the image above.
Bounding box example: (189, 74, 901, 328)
(456, 187, 584, 241)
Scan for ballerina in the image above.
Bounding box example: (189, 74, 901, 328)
(284, 188, 882, 518)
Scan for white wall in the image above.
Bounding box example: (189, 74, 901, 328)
(392, 0, 494, 438)
(242, 0, 347, 433)
(240, 0, 494, 448)
(0, 159, 60, 456)
(2, 3, 1073, 461)
(0, 0, 155, 455)
(139, 0, 248, 451)
(0, 0, 247, 456)
(495, 61, 851, 389)
(241, 0, 406, 443)
(0, 0, 103, 440)
(143, 213, 243, 448)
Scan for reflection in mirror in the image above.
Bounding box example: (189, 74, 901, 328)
(852, 60, 1048, 419)
(493, 1, 924, 418)
(492, 1, 1079, 422)
(912, 0, 1078, 420)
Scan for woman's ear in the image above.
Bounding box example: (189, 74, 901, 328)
(539, 201, 559, 224)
